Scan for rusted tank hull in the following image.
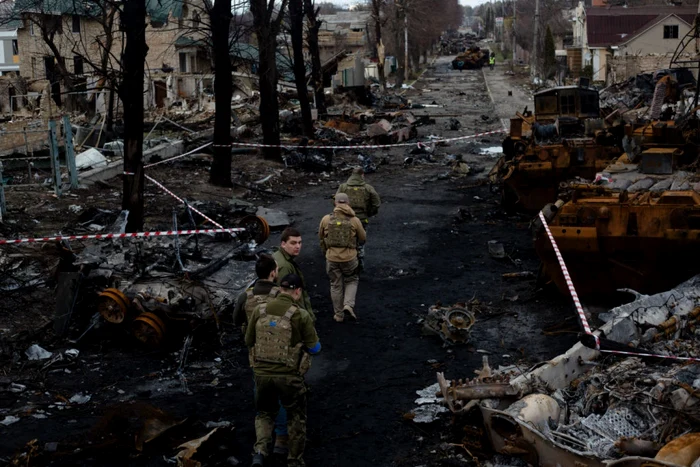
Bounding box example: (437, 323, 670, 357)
(492, 139, 620, 213)
(535, 191, 700, 297)
(536, 233, 700, 297)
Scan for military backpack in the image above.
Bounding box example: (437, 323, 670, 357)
(325, 214, 355, 249)
(244, 286, 280, 324)
(345, 186, 369, 214)
(252, 304, 300, 370)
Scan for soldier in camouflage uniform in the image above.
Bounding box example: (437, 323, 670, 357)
(336, 168, 380, 271)
(246, 274, 321, 467)
(233, 254, 291, 454)
(318, 192, 366, 322)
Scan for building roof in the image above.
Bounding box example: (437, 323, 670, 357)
(586, 6, 696, 47)
(12, 0, 186, 22)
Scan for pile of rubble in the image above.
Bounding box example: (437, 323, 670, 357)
(426, 275, 700, 465)
(600, 68, 697, 122)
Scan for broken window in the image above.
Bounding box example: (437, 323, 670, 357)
(29, 20, 34, 36)
(663, 25, 679, 39)
(72, 15, 80, 33)
(43, 15, 63, 35)
(73, 55, 83, 75)
(560, 94, 576, 115)
(192, 12, 200, 29)
(580, 92, 598, 114)
(179, 52, 187, 72)
(535, 95, 558, 115)
(179, 5, 188, 29)
(12, 40, 18, 56)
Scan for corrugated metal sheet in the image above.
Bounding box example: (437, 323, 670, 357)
(586, 6, 696, 47)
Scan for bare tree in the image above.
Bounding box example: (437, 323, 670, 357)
(304, 0, 326, 114)
(120, 0, 148, 232)
(289, 0, 313, 138)
(251, 0, 288, 161)
(209, 0, 234, 187)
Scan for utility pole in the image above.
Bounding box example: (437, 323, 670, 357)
(512, 0, 516, 70)
(531, 0, 540, 81)
(404, 6, 409, 82)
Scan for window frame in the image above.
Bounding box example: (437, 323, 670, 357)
(663, 25, 679, 39)
(72, 15, 81, 33)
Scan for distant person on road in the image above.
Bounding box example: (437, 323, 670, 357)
(489, 56, 495, 70)
(246, 273, 321, 467)
(273, 228, 313, 315)
(336, 167, 380, 271)
(318, 192, 366, 322)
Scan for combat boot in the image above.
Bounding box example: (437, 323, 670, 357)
(252, 453, 265, 466)
(343, 305, 357, 320)
(273, 434, 289, 455)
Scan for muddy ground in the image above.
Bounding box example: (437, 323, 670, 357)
(0, 58, 580, 466)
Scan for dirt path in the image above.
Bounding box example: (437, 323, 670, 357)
(0, 58, 576, 466)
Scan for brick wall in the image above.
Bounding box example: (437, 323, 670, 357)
(608, 53, 693, 83)
(17, 4, 209, 84)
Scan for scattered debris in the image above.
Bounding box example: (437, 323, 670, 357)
(25, 344, 53, 361)
(436, 275, 700, 465)
(422, 303, 476, 345)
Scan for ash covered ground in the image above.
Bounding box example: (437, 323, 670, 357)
(0, 58, 581, 466)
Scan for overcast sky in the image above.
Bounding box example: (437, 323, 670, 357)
(333, 0, 490, 9)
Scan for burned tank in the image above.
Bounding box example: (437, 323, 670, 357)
(489, 85, 624, 212)
(534, 142, 700, 298)
(451, 47, 489, 70)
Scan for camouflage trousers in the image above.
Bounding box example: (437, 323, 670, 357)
(253, 374, 307, 466)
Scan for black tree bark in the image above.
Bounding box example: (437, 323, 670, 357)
(304, 0, 326, 115)
(119, 0, 148, 232)
(289, 0, 313, 138)
(251, 0, 288, 161)
(209, 0, 234, 186)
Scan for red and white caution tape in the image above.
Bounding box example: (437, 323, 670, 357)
(144, 174, 225, 229)
(225, 129, 506, 150)
(0, 228, 245, 245)
(537, 211, 597, 343)
(538, 210, 700, 363)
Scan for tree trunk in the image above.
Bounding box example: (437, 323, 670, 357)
(395, 11, 405, 87)
(257, 33, 281, 160)
(106, 83, 115, 132)
(209, 0, 233, 186)
(304, 0, 326, 115)
(119, 0, 148, 232)
(289, 0, 313, 138)
(373, 3, 385, 90)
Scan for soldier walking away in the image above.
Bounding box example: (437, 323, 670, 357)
(232, 254, 290, 454)
(336, 168, 380, 271)
(272, 228, 313, 315)
(246, 274, 321, 467)
(318, 193, 366, 322)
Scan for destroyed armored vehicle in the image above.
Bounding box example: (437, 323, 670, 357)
(435, 275, 700, 466)
(489, 85, 624, 212)
(451, 47, 490, 70)
(534, 119, 700, 298)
